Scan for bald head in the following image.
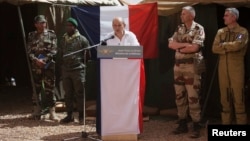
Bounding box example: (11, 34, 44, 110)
(112, 17, 126, 36)
(112, 17, 126, 26)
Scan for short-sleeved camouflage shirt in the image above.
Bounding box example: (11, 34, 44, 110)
(170, 21, 205, 59)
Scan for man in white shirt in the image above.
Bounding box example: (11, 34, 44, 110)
(99, 17, 145, 135)
(105, 17, 140, 46)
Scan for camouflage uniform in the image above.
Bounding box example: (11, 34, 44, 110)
(169, 21, 205, 122)
(212, 24, 248, 124)
(57, 29, 89, 120)
(27, 29, 57, 116)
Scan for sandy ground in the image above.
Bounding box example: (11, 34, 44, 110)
(0, 86, 211, 141)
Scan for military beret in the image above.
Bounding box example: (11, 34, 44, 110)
(67, 17, 78, 27)
(34, 15, 47, 23)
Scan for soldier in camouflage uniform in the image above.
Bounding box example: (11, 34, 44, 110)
(58, 17, 90, 125)
(212, 8, 248, 125)
(27, 15, 58, 121)
(168, 6, 205, 138)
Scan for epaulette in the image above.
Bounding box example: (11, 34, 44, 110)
(220, 27, 228, 33)
(28, 31, 37, 37)
(28, 31, 36, 35)
(48, 30, 55, 33)
(195, 25, 200, 30)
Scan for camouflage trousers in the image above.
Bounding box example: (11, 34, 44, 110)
(62, 69, 85, 113)
(173, 63, 201, 122)
(32, 68, 56, 114)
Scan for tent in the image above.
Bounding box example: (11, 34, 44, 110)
(1, 0, 250, 119)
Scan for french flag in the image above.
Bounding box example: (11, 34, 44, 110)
(70, 2, 157, 136)
(71, 2, 158, 59)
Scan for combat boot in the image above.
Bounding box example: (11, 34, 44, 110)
(49, 107, 59, 122)
(172, 119, 188, 134)
(190, 122, 201, 138)
(78, 111, 84, 125)
(60, 111, 74, 123)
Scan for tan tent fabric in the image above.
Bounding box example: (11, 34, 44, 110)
(0, 0, 122, 6)
(141, 0, 250, 16)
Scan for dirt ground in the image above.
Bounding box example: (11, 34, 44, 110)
(0, 86, 214, 141)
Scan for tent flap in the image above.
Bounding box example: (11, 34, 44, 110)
(141, 0, 250, 16)
(0, 0, 121, 6)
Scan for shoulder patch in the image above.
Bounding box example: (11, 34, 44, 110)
(236, 33, 244, 40)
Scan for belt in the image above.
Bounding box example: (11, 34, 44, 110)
(175, 58, 193, 65)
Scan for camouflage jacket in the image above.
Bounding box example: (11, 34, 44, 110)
(170, 21, 205, 60)
(58, 30, 89, 71)
(27, 29, 57, 69)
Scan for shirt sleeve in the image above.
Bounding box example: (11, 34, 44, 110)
(47, 32, 57, 61)
(26, 32, 37, 61)
(129, 32, 140, 46)
(222, 29, 249, 52)
(192, 25, 205, 47)
(212, 29, 226, 54)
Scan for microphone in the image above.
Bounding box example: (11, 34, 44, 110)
(101, 35, 115, 43)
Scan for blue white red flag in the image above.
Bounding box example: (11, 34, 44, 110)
(71, 2, 158, 59)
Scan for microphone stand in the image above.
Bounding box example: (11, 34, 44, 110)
(82, 42, 102, 141)
(63, 42, 102, 58)
(63, 35, 114, 58)
(63, 41, 103, 141)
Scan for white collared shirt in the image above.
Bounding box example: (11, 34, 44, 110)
(105, 30, 140, 46)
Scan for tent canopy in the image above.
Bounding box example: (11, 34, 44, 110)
(0, 0, 122, 6)
(141, 0, 250, 16)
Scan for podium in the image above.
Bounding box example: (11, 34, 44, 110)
(97, 46, 145, 141)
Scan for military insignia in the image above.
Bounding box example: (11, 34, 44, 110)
(236, 34, 243, 40)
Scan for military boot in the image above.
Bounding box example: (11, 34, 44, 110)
(49, 107, 59, 122)
(172, 119, 188, 134)
(190, 122, 201, 138)
(60, 111, 74, 124)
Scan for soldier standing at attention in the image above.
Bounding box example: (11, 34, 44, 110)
(27, 15, 58, 121)
(168, 6, 205, 138)
(212, 7, 248, 125)
(58, 17, 90, 125)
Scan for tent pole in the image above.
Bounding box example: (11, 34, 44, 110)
(17, 5, 38, 107)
